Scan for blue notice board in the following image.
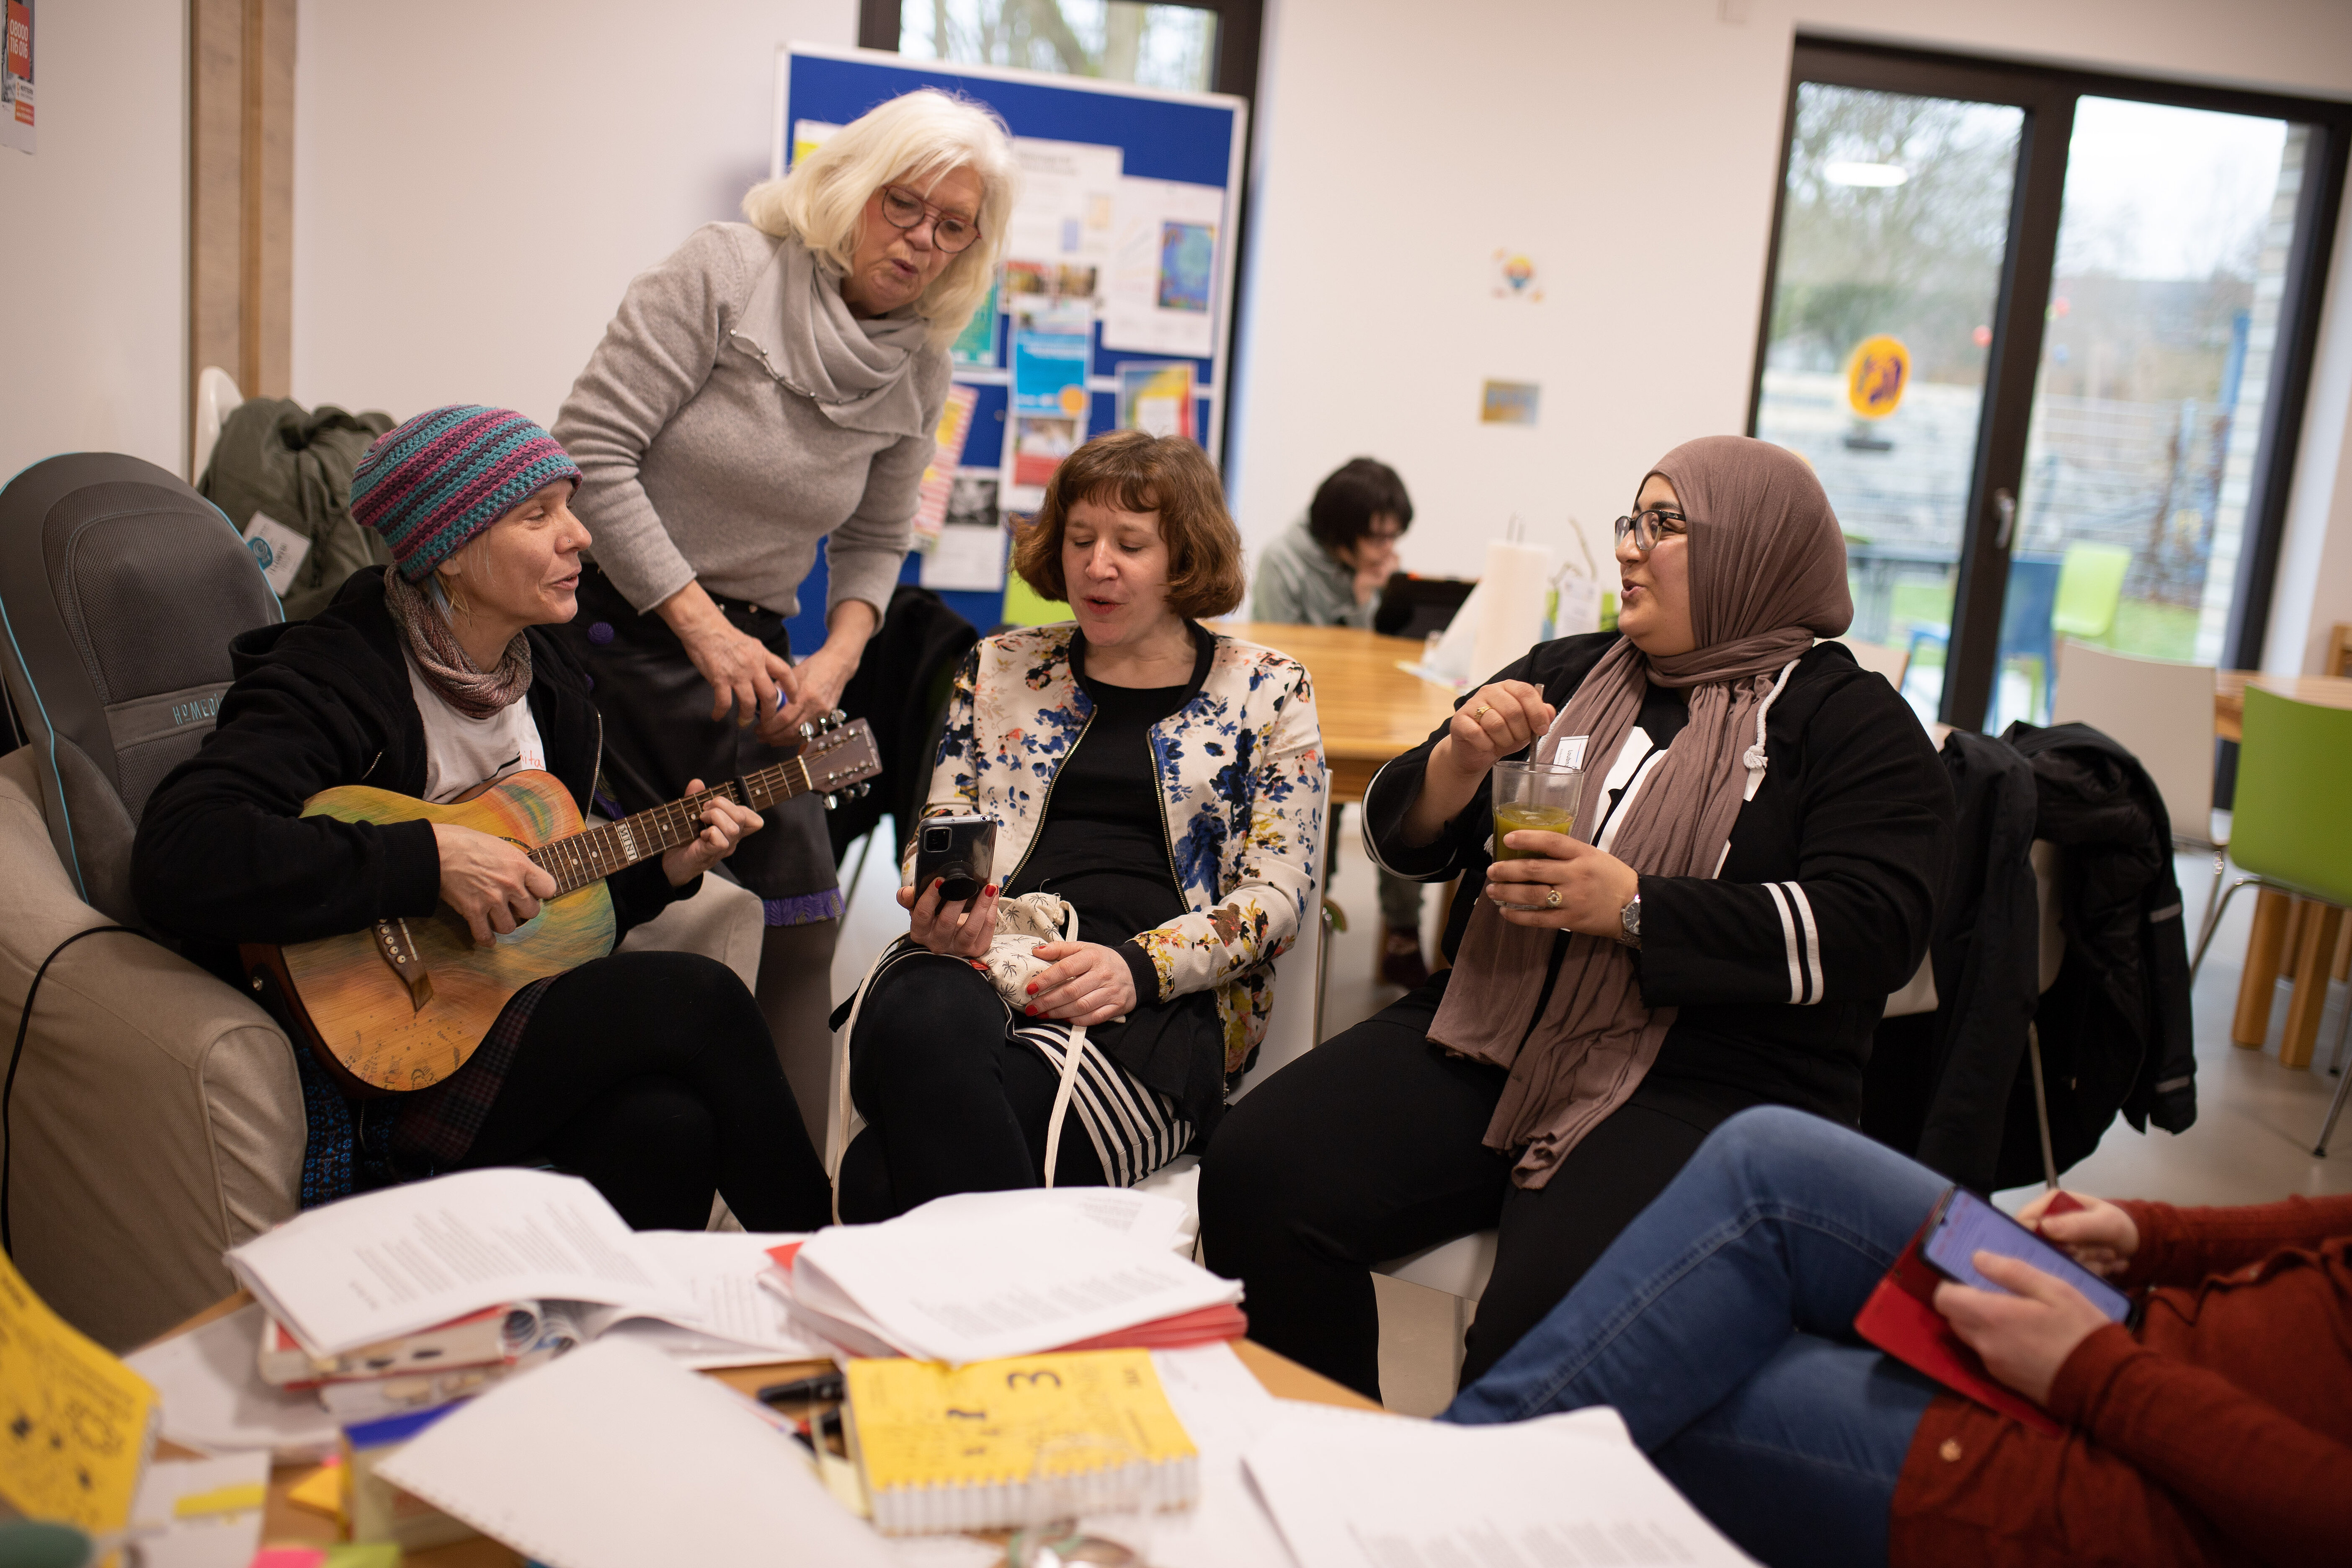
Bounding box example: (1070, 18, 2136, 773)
(772, 44, 1246, 647)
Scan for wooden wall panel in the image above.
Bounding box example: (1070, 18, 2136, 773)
(190, 0, 294, 446)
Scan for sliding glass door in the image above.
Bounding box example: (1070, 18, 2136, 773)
(1751, 43, 2349, 732)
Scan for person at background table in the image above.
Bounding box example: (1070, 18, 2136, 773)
(1250, 458, 1433, 988)
(132, 407, 833, 1232)
(836, 431, 1323, 1220)
(1444, 1106, 2352, 1568)
(1201, 436, 1953, 1401)
(548, 89, 1018, 1145)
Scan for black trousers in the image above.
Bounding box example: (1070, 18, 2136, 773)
(457, 952, 833, 1232)
(838, 950, 1109, 1222)
(1199, 980, 1762, 1402)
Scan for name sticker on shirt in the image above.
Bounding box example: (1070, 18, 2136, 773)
(1553, 734, 1589, 769)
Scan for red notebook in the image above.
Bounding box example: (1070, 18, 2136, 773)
(1851, 1193, 2086, 1437)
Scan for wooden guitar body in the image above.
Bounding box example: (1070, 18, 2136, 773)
(244, 714, 880, 1098)
(248, 772, 614, 1096)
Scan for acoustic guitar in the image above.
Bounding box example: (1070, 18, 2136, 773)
(242, 715, 882, 1097)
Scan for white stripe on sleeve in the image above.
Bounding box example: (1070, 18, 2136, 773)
(1783, 881, 1825, 1006)
(1763, 882, 1803, 1004)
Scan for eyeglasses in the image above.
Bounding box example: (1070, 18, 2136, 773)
(878, 184, 983, 254)
(1612, 508, 1691, 553)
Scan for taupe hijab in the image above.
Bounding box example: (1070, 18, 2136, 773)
(1427, 436, 1852, 1187)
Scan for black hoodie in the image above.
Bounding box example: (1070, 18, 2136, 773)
(132, 566, 687, 984)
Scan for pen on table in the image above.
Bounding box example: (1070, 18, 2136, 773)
(757, 1371, 846, 1407)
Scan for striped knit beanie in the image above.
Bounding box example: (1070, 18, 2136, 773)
(350, 405, 582, 581)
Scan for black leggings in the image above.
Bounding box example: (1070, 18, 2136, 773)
(1199, 980, 1762, 1402)
(457, 951, 832, 1231)
(838, 950, 1107, 1222)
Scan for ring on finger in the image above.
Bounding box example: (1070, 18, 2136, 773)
(1545, 888, 1562, 909)
(1472, 704, 1493, 720)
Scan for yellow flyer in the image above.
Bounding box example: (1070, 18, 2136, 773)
(0, 1245, 159, 1532)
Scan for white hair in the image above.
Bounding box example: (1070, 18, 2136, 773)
(743, 88, 1019, 351)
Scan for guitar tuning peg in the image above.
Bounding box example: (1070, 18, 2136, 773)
(798, 721, 816, 743)
(829, 709, 847, 726)
(822, 792, 838, 810)
(856, 782, 871, 797)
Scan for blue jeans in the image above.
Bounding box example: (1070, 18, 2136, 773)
(1442, 1106, 1949, 1568)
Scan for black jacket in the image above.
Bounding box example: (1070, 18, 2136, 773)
(1862, 729, 2042, 1190)
(132, 567, 688, 977)
(1995, 720, 2198, 1186)
(1365, 634, 1955, 1124)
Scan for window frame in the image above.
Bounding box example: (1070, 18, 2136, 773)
(1749, 38, 2352, 729)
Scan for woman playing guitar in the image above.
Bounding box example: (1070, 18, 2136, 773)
(132, 406, 832, 1228)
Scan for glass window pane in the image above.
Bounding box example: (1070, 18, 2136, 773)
(902, 1, 1218, 93)
(1752, 84, 2025, 725)
(2007, 98, 2306, 728)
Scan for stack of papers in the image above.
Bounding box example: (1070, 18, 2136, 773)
(224, 1168, 823, 1369)
(766, 1188, 1245, 1365)
(1243, 1406, 1760, 1567)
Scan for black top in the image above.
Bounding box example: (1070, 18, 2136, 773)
(132, 567, 690, 985)
(1005, 624, 1221, 1121)
(1365, 633, 1954, 1126)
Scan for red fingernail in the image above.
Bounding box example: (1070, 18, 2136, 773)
(1024, 1004, 1037, 1016)
(1025, 983, 1037, 994)
(985, 884, 998, 896)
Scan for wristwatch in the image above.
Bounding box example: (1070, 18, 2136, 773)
(1619, 892, 1643, 949)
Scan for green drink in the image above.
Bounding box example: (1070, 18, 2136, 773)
(1491, 759, 1586, 861)
(1493, 802, 1577, 859)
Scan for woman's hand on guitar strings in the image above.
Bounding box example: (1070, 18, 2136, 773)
(1484, 833, 1638, 940)
(433, 822, 559, 946)
(899, 878, 1001, 958)
(662, 778, 766, 886)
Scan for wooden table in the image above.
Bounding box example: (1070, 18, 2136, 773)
(2212, 669, 2352, 742)
(2210, 670, 2352, 1065)
(144, 1292, 1382, 1566)
(1217, 622, 1460, 803)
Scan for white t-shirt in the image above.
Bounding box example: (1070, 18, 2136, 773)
(405, 650, 547, 804)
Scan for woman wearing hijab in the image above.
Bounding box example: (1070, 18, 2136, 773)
(132, 407, 834, 1231)
(1201, 436, 1954, 1400)
(549, 90, 1018, 1141)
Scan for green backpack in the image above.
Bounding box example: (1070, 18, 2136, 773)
(199, 399, 397, 621)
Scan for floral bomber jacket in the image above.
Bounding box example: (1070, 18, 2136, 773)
(912, 624, 1325, 1078)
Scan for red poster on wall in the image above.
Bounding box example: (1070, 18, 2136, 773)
(2, 0, 34, 154)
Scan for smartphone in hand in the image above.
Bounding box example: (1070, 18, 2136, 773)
(913, 815, 996, 908)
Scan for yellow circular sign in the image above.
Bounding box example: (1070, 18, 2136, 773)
(1058, 384, 1089, 418)
(1846, 335, 1911, 420)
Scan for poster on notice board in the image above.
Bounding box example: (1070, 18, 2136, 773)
(3, 0, 34, 154)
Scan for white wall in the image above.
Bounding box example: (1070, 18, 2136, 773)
(290, 0, 856, 427)
(1233, 0, 2352, 673)
(0, 0, 187, 485)
(285, 0, 2352, 672)
(2262, 189, 2352, 675)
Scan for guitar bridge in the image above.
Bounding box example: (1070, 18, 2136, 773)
(373, 918, 436, 1011)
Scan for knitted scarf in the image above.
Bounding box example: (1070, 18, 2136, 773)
(382, 567, 532, 720)
(1426, 436, 1854, 1188)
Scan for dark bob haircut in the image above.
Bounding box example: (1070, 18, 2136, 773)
(1012, 430, 1248, 619)
(1307, 457, 1415, 551)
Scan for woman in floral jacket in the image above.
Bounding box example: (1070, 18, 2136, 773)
(836, 431, 1323, 1220)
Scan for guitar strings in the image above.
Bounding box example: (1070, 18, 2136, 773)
(525, 754, 821, 897)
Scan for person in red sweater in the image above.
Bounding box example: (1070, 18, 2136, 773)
(1442, 1104, 2352, 1567)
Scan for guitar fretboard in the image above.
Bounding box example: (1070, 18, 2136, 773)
(527, 761, 808, 897)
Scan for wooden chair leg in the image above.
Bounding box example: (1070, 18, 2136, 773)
(2233, 889, 2295, 1047)
(2284, 905, 2348, 1070)
(2334, 915, 2352, 985)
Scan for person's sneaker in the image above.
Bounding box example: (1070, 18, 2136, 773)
(1380, 926, 1430, 989)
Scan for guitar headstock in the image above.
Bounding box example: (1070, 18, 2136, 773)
(801, 714, 882, 806)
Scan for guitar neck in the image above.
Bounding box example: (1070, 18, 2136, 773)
(528, 761, 808, 897)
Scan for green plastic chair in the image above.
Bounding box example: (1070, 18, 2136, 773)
(2212, 688, 2352, 1153)
(2051, 542, 2131, 644)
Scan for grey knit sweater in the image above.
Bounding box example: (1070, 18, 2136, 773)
(552, 222, 951, 623)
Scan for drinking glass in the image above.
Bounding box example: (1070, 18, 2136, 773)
(1491, 761, 1584, 861)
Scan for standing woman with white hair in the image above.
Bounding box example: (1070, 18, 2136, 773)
(552, 90, 1017, 1137)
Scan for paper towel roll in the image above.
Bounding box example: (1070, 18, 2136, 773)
(1471, 541, 1553, 684)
